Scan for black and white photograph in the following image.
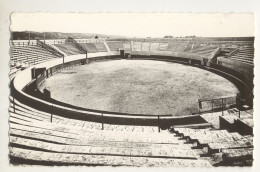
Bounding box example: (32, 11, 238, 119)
(1, 0, 260, 170)
(6, 12, 255, 167)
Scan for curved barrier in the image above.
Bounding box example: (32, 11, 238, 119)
(11, 51, 253, 127)
(129, 51, 253, 99)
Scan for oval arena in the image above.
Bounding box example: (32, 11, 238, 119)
(9, 37, 254, 167)
(41, 60, 238, 116)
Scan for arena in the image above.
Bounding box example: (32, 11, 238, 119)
(41, 60, 238, 116)
(9, 28, 254, 166)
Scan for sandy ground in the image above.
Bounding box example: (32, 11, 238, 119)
(43, 60, 238, 116)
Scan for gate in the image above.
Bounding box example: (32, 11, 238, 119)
(120, 49, 125, 59)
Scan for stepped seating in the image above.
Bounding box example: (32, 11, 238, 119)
(9, 120, 192, 153)
(10, 67, 22, 79)
(189, 46, 219, 58)
(10, 147, 211, 167)
(182, 44, 193, 52)
(190, 44, 203, 51)
(54, 44, 74, 56)
(152, 42, 189, 52)
(174, 43, 189, 52)
(78, 43, 91, 53)
(221, 148, 253, 165)
(9, 96, 212, 167)
(133, 42, 142, 51)
(123, 42, 132, 51)
(9, 121, 207, 167)
(131, 41, 197, 53)
(172, 127, 253, 166)
(85, 43, 99, 53)
(141, 42, 150, 51)
(10, 60, 17, 67)
(196, 48, 217, 57)
(233, 54, 254, 60)
(9, 97, 164, 133)
(157, 43, 169, 51)
(229, 57, 253, 65)
(172, 128, 253, 154)
(10, 66, 21, 74)
(29, 45, 56, 55)
(171, 123, 212, 129)
(191, 46, 217, 53)
(229, 47, 254, 65)
(10, 46, 59, 70)
(63, 43, 83, 54)
(231, 51, 254, 59)
(166, 42, 182, 51)
(12, 47, 48, 65)
(94, 42, 108, 52)
(106, 42, 124, 51)
(220, 112, 253, 136)
(149, 43, 160, 51)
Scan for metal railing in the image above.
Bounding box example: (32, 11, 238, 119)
(198, 95, 241, 117)
(66, 37, 87, 54)
(10, 95, 166, 133)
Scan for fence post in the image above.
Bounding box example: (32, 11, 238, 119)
(222, 98, 224, 116)
(13, 96, 15, 113)
(198, 101, 200, 114)
(236, 93, 241, 118)
(102, 113, 104, 130)
(212, 100, 214, 113)
(158, 115, 160, 133)
(238, 100, 240, 118)
(50, 105, 53, 122)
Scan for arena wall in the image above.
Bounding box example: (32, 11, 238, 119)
(11, 51, 210, 128)
(217, 57, 254, 79)
(11, 51, 253, 127)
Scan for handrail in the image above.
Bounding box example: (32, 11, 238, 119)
(66, 37, 87, 54)
(36, 39, 64, 58)
(227, 48, 239, 57)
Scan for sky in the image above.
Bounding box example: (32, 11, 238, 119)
(10, 13, 254, 37)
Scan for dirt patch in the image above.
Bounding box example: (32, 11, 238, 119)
(44, 60, 239, 116)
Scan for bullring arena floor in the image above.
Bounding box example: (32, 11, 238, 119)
(41, 60, 239, 116)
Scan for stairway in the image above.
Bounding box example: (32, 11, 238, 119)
(9, 96, 212, 167)
(170, 127, 253, 166)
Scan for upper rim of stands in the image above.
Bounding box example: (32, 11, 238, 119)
(10, 37, 254, 96)
(10, 37, 254, 117)
(10, 37, 254, 85)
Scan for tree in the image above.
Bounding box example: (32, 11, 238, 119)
(95, 35, 99, 39)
